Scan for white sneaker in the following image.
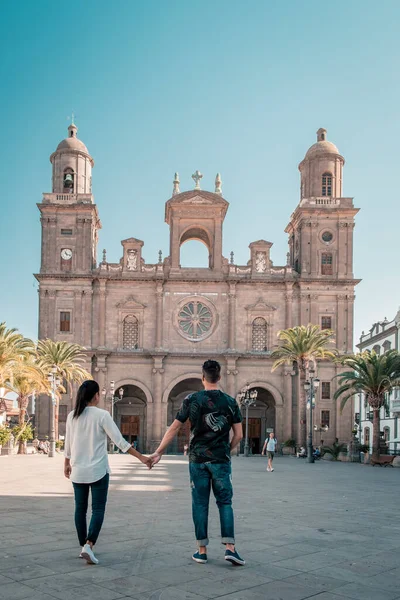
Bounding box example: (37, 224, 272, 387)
(79, 547, 85, 558)
(271, 468, 274, 472)
(80, 543, 99, 565)
(266, 467, 271, 472)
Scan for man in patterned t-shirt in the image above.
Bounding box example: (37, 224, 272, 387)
(150, 360, 245, 566)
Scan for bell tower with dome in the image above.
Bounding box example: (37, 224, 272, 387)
(38, 123, 100, 278)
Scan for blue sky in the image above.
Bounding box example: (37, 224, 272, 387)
(0, 0, 399, 344)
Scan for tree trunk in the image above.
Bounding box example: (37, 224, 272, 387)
(372, 407, 381, 460)
(55, 396, 59, 443)
(18, 396, 28, 455)
(299, 367, 307, 447)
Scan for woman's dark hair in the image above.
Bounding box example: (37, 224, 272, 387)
(202, 360, 221, 383)
(73, 380, 99, 418)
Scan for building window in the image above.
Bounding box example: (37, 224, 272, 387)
(61, 229, 73, 235)
(59, 405, 68, 422)
(321, 253, 333, 275)
(382, 340, 391, 352)
(321, 316, 332, 330)
(60, 311, 71, 332)
(322, 172, 332, 197)
(252, 317, 268, 352)
(123, 315, 139, 349)
(364, 427, 370, 446)
(383, 427, 390, 442)
(372, 344, 381, 355)
(321, 382, 331, 399)
(321, 410, 330, 428)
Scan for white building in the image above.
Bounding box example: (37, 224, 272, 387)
(356, 309, 400, 452)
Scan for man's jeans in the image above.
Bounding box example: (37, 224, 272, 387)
(72, 473, 109, 546)
(189, 462, 234, 547)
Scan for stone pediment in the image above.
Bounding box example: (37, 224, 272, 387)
(116, 295, 146, 310)
(165, 190, 229, 223)
(249, 240, 273, 247)
(181, 195, 214, 204)
(121, 238, 144, 246)
(245, 298, 277, 312)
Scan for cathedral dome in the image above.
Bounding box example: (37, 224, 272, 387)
(54, 123, 90, 155)
(303, 128, 342, 161)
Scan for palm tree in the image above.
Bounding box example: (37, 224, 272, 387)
(36, 340, 92, 440)
(334, 350, 400, 459)
(9, 359, 48, 453)
(0, 322, 35, 388)
(271, 324, 337, 446)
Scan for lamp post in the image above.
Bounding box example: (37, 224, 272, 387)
(304, 369, 320, 464)
(47, 366, 61, 458)
(238, 384, 258, 457)
(102, 381, 124, 453)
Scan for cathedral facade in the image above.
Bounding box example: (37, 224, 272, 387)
(35, 124, 359, 452)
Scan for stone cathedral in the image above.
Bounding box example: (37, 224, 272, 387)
(35, 124, 359, 452)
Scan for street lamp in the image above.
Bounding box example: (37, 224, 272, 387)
(102, 381, 124, 453)
(304, 370, 320, 464)
(47, 366, 61, 458)
(238, 384, 258, 457)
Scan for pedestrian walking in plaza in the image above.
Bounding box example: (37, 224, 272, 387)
(262, 431, 277, 472)
(149, 360, 246, 566)
(64, 380, 151, 565)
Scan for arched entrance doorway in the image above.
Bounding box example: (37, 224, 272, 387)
(167, 377, 203, 453)
(240, 386, 276, 455)
(114, 384, 147, 452)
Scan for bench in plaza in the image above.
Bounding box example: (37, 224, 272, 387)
(370, 455, 395, 467)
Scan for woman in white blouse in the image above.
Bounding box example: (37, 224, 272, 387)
(64, 380, 151, 565)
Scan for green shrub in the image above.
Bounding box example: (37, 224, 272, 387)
(321, 441, 347, 461)
(0, 426, 11, 446)
(283, 438, 296, 448)
(12, 423, 34, 443)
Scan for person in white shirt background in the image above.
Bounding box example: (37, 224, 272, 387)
(64, 380, 152, 565)
(262, 432, 277, 472)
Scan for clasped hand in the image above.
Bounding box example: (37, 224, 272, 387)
(142, 452, 162, 470)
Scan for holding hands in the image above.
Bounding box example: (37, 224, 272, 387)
(136, 451, 163, 470)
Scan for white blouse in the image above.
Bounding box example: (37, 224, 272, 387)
(64, 406, 131, 483)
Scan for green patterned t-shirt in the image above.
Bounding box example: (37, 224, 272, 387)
(175, 389, 242, 464)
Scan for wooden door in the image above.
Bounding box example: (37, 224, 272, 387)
(121, 415, 140, 438)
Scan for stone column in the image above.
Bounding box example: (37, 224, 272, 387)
(337, 222, 347, 278)
(285, 289, 293, 329)
(283, 366, 294, 440)
(171, 219, 180, 268)
(76, 217, 84, 271)
(228, 283, 236, 350)
(48, 216, 58, 272)
(98, 281, 106, 348)
(310, 294, 318, 325)
(346, 295, 355, 353)
(213, 218, 223, 271)
(155, 283, 164, 349)
(152, 357, 164, 451)
(48, 290, 57, 338)
(310, 222, 318, 274)
(74, 290, 83, 345)
(226, 362, 238, 398)
(336, 294, 346, 353)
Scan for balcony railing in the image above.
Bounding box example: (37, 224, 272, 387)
(42, 193, 93, 204)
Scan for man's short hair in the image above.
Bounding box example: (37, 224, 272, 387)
(202, 360, 221, 383)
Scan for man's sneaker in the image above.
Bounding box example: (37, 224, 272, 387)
(266, 467, 271, 472)
(225, 549, 245, 566)
(80, 543, 99, 565)
(79, 547, 85, 558)
(271, 468, 274, 472)
(192, 551, 207, 564)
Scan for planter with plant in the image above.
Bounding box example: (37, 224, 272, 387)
(0, 426, 11, 454)
(282, 439, 296, 455)
(321, 441, 347, 461)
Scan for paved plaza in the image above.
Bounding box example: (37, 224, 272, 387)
(0, 455, 400, 600)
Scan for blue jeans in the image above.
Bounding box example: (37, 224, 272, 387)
(189, 462, 235, 547)
(72, 473, 109, 546)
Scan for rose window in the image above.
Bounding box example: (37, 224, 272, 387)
(178, 301, 213, 340)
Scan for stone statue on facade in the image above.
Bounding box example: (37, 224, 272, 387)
(126, 249, 138, 271)
(255, 251, 267, 273)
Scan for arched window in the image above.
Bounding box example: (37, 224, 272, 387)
(322, 172, 332, 197)
(123, 315, 139, 349)
(383, 427, 390, 442)
(252, 317, 268, 352)
(382, 340, 391, 352)
(63, 168, 74, 193)
(372, 344, 381, 355)
(364, 427, 370, 447)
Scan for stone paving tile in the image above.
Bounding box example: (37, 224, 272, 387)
(98, 574, 169, 596)
(273, 552, 351, 572)
(309, 564, 383, 586)
(0, 563, 58, 581)
(210, 580, 318, 600)
(0, 582, 36, 600)
(282, 572, 348, 593)
(330, 582, 400, 600)
(40, 584, 127, 600)
(174, 572, 274, 599)
(365, 568, 400, 592)
(0, 573, 13, 584)
(127, 588, 209, 599)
